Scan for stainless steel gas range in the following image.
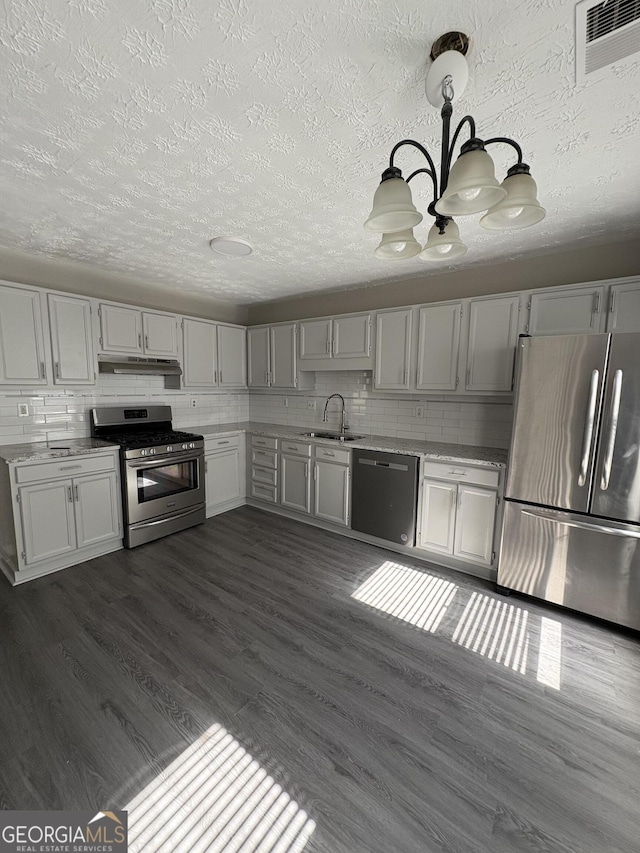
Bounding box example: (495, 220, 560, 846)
(91, 405, 205, 548)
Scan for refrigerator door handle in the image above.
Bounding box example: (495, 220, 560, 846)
(600, 369, 623, 491)
(521, 507, 640, 539)
(578, 369, 599, 487)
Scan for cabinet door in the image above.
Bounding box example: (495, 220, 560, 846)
(205, 449, 242, 508)
(314, 460, 349, 526)
(100, 304, 143, 353)
(247, 327, 270, 387)
(19, 480, 76, 563)
(528, 286, 605, 335)
(374, 309, 412, 390)
(453, 485, 496, 566)
(143, 312, 178, 357)
(299, 319, 331, 360)
(183, 319, 217, 387)
(48, 294, 95, 385)
(332, 314, 371, 359)
(74, 472, 120, 548)
(218, 325, 247, 387)
(418, 479, 456, 554)
(465, 296, 519, 392)
(270, 323, 297, 388)
(280, 454, 311, 513)
(608, 280, 640, 332)
(416, 303, 461, 391)
(0, 284, 47, 384)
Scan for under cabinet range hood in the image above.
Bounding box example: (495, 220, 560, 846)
(98, 355, 182, 376)
(98, 355, 182, 388)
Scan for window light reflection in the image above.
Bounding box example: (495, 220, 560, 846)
(126, 723, 315, 853)
(452, 592, 530, 674)
(352, 561, 457, 633)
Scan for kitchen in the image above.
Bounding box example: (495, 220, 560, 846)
(1, 1, 640, 852)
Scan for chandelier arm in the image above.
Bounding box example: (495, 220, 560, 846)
(484, 136, 523, 164)
(444, 115, 476, 183)
(406, 168, 438, 204)
(389, 140, 439, 195)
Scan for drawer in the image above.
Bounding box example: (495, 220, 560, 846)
(252, 465, 277, 486)
(251, 448, 278, 469)
(251, 435, 278, 450)
(15, 453, 117, 484)
(205, 434, 241, 451)
(251, 481, 278, 503)
(421, 460, 500, 489)
(314, 445, 350, 465)
(281, 440, 312, 457)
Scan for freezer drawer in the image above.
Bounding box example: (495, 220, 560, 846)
(499, 500, 640, 631)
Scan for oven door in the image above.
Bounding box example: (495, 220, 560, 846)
(125, 450, 204, 524)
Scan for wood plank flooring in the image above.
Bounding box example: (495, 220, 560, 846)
(1, 506, 639, 852)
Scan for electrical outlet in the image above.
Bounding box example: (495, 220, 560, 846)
(17, 403, 29, 417)
(307, 400, 316, 410)
(414, 406, 424, 418)
(190, 398, 197, 408)
(282, 397, 288, 407)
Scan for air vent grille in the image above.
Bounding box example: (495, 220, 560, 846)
(587, 0, 640, 41)
(577, 0, 640, 81)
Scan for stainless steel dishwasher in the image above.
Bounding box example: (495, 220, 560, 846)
(351, 449, 419, 545)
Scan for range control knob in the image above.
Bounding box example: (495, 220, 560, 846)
(141, 449, 148, 456)
(181, 443, 188, 450)
(189, 442, 195, 449)
(149, 448, 156, 455)
(166, 445, 173, 453)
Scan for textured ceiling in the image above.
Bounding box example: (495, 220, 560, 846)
(1, 0, 639, 304)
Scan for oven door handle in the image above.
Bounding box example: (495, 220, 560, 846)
(126, 450, 203, 469)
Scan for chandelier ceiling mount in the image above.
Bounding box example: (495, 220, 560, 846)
(364, 34, 546, 262)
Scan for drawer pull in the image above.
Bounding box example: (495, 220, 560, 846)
(322, 450, 335, 457)
(59, 464, 83, 471)
(217, 440, 230, 445)
(449, 470, 467, 476)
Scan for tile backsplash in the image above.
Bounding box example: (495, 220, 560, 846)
(0, 374, 249, 446)
(0, 371, 512, 449)
(250, 371, 513, 449)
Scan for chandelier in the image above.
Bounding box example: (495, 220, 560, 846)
(364, 32, 546, 261)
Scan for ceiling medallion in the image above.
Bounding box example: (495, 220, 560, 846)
(364, 34, 546, 262)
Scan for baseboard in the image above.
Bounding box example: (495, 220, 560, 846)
(245, 498, 496, 582)
(206, 496, 246, 518)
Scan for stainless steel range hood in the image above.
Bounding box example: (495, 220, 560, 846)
(98, 355, 182, 376)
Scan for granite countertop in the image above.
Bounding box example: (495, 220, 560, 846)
(0, 437, 120, 464)
(197, 421, 508, 468)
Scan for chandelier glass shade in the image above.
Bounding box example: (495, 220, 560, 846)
(365, 37, 545, 262)
(374, 228, 422, 259)
(420, 218, 467, 261)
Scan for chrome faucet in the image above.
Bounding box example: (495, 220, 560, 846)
(323, 393, 348, 435)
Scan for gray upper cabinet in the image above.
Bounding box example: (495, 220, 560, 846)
(527, 285, 605, 335)
(0, 282, 47, 385)
(48, 294, 96, 385)
(218, 325, 247, 387)
(416, 303, 462, 391)
(332, 314, 371, 359)
(465, 296, 520, 392)
(299, 318, 332, 360)
(142, 311, 178, 357)
(270, 323, 297, 389)
(247, 326, 271, 388)
(374, 309, 412, 390)
(607, 279, 640, 332)
(182, 318, 217, 387)
(99, 303, 178, 357)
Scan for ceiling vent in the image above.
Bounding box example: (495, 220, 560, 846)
(576, 0, 640, 81)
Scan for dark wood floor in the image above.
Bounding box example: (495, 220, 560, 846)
(1, 506, 639, 852)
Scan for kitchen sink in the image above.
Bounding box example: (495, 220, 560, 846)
(302, 431, 364, 442)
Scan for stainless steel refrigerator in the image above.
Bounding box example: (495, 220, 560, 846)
(499, 332, 640, 630)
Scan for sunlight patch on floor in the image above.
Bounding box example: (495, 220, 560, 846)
(452, 591, 530, 674)
(537, 616, 563, 690)
(352, 560, 457, 633)
(126, 723, 315, 853)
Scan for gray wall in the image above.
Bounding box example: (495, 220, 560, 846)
(0, 246, 248, 325)
(247, 238, 640, 325)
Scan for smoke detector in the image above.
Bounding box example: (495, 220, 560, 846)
(576, 0, 640, 82)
